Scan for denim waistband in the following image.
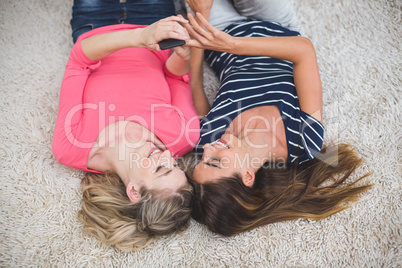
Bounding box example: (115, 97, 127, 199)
(70, 0, 176, 42)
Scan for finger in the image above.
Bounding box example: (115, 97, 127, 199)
(166, 30, 189, 41)
(176, 15, 191, 38)
(187, 13, 211, 39)
(148, 43, 160, 51)
(162, 15, 188, 25)
(195, 12, 216, 33)
(185, 39, 203, 48)
(177, 14, 189, 24)
(182, 18, 206, 44)
(158, 21, 189, 40)
(187, 13, 208, 36)
(170, 22, 190, 40)
(153, 26, 188, 42)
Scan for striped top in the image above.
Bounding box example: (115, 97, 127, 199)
(195, 20, 324, 165)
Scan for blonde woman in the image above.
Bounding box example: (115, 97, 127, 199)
(52, 0, 200, 251)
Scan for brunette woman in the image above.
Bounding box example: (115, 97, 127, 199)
(184, 0, 372, 236)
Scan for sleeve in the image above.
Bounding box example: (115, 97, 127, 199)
(52, 40, 101, 171)
(297, 110, 325, 164)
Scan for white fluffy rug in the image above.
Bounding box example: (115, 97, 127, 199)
(0, 0, 401, 266)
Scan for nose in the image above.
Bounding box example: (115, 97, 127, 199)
(201, 144, 215, 161)
(203, 143, 216, 152)
(161, 150, 172, 157)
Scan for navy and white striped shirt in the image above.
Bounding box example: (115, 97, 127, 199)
(195, 20, 325, 165)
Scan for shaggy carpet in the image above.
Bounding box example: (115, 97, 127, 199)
(0, 0, 400, 267)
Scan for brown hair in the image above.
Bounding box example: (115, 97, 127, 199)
(78, 172, 193, 251)
(189, 143, 373, 236)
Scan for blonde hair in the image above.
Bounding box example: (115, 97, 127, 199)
(78, 172, 193, 251)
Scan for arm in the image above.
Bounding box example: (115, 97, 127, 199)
(182, 0, 214, 117)
(52, 40, 100, 167)
(184, 13, 323, 122)
(190, 47, 210, 117)
(81, 16, 189, 61)
(165, 50, 191, 77)
(81, 28, 143, 60)
(231, 35, 323, 122)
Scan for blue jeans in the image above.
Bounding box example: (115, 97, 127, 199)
(71, 0, 176, 43)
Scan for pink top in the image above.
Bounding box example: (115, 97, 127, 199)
(52, 24, 200, 172)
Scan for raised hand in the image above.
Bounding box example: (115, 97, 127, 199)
(184, 13, 234, 53)
(141, 16, 190, 51)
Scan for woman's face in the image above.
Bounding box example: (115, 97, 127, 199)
(130, 143, 187, 193)
(193, 134, 250, 183)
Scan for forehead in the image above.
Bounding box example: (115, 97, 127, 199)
(193, 162, 232, 183)
(148, 169, 187, 191)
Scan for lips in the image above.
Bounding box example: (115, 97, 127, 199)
(215, 139, 229, 149)
(148, 148, 161, 158)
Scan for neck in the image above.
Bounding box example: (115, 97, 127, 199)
(89, 121, 147, 186)
(101, 141, 134, 187)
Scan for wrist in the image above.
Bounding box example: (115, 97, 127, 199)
(225, 36, 238, 54)
(166, 52, 191, 76)
(130, 28, 146, 48)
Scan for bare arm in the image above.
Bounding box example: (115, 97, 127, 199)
(81, 28, 144, 61)
(165, 49, 191, 76)
(184, 13, 323, 122)
(190, 47, 210, 117)
(232, 35, 323, 122)
(184, 0, 214, 117)
(81, 16, 189, 60)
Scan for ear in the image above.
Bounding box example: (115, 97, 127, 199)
(126, 182, 141, 203)
(241, 169, 255, 187)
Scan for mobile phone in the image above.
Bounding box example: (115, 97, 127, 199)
(158, 38, 186, 50)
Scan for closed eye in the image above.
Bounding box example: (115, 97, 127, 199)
(154, 165, 171, 174)
(204, 158, 221, 169)
(154, 164, 178, 177)
(157, 169, 173, 177)
(155, 165, 164, 173)
(204, 162, 220, 168)
(154, 167, 173, 178)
